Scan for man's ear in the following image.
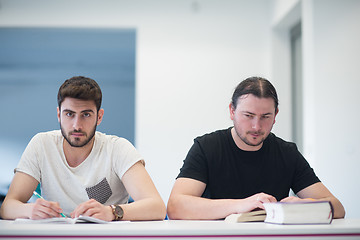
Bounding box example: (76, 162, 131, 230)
(229, 103, 235, 121)
(57, 107, 60, 123)
(273, 108, 279, 124)
(97, 108, 104, 126)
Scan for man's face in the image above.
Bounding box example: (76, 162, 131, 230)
(57, 98, 103, 148)
(230, 94, 278, 151)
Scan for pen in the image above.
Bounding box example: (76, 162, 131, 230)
(32, 191, 66, 218)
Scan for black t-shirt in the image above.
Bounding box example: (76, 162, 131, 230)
(177, 127, 320, 201)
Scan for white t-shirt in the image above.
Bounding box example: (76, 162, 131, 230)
(16, 130, 144, 216)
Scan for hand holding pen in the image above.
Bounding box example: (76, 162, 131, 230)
(32, 191, 66, 219)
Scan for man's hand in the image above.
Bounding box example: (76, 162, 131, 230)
(236, 193, 277, 213)
(71, 199, 114, 221)
(30, 198, 64, 219)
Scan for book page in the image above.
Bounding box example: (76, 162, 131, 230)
(14, 215, 109, 224)
(225, 210, 266, 223)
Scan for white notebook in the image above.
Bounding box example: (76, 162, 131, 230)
(14, 215, 109, 224)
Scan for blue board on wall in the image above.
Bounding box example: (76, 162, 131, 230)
(0, 27, 136, 196)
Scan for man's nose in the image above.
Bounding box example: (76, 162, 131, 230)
(73, 116, 82, 130)
(251, 118, 261, 130)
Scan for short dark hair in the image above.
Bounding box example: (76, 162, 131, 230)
(231, 76, 278, 111)
(57, 76, 102, 111)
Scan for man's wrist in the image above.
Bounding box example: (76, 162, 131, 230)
(109, 206, 115, 221)
(110, 204, 124, 221)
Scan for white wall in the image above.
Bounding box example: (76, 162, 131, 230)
(311, 0, 360, 219)
(271, 0, 360, 218)
(270, 0, 301, 143)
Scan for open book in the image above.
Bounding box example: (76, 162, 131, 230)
(224, 209, 266, 223)
(263, 201, 333, 225)
(14, 215, 108, 224)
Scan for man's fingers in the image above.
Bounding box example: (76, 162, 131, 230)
(255, 193, 277, 203)
(72, 200, 97, 217)
(33, 198, 63, 218)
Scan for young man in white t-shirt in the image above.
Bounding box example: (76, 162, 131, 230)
(0, 76, 166, 221)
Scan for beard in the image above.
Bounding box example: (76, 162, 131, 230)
(60, 123, 97, 148)
(240, 131, 266, 147)
(234, 127, 267, 148)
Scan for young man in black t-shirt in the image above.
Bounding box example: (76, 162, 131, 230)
(167, 77, 345, 220)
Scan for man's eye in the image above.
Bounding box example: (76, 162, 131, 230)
(66, 112, 73, 117)
(83, 113, 91, 117)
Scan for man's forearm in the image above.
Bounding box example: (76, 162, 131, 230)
(121, 197, 166, 221)
(328, 197, 345, 219)
(0, 199, 33, 220)
(167, 194, 243, 220)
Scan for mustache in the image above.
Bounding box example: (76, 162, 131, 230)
(70, 130, 87, 135)
(247, 131, 264, 135)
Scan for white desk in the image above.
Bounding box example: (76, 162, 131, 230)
(1, 219, 360, 239)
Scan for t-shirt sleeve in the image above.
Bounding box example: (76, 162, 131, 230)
(15, 134, 42, 182)
(176, 138, 209, 184)
(290, 145, 320, 194)
(112, 138, 144, 179)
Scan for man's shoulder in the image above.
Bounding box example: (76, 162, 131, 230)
(193, 128, 232, 151)
(24, 130, 62, 151)
(195, 127, 231, 142)
(94, 131, 133, 147)
(266, 133, 297, 150)
(32, 130, 62, 141)
(95, 131, 124, 141)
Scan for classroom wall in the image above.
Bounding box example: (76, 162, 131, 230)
(1, 0, 359, 218)
(271, 0, 360, 218)
(134, 1, 272, 205)
(309, 0, 360, 218)
(0, 0, 272, 202)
